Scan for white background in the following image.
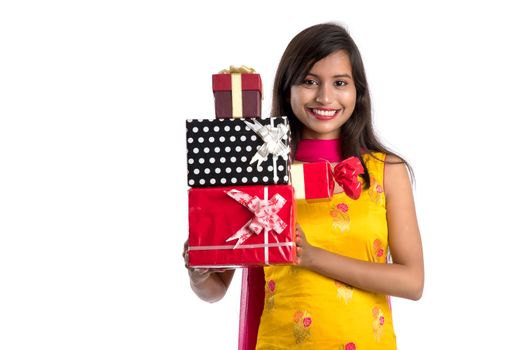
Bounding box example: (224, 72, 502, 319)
(1, 1, 523, 349)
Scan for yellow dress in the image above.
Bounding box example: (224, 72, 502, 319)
(256, 152, 396, 349)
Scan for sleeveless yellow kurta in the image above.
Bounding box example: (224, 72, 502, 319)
(256, 152, 396, 349)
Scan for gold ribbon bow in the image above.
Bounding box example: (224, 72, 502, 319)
(218, 65, 256, 74)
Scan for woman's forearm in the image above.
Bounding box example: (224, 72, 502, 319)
(305, 246, 423, 300)
(189, 269, 235, 303)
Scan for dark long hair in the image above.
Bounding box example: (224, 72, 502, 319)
(271, 23, 413, 188)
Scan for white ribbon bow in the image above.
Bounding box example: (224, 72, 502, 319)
(244, 119, 290, 168)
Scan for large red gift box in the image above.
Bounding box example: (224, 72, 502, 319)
(290, 161, 334, 200)
(188, 184, 296, 267)
(212, 72, 262, 118)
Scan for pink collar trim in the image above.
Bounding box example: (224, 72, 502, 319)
(294, 139, 342, 163)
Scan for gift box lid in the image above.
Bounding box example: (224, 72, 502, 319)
(212, 73, 262, 92)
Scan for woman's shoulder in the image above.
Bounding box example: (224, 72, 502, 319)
(382, 153, 412, 198)
(363, 152, 409, 187)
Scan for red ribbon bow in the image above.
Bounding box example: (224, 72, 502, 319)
(332, 156, 364, 200)
(225, 189, 287, 248)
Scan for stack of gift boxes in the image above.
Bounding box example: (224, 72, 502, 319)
(186, 66, 297, 268)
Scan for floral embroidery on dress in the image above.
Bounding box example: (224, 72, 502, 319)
(265, 279, 276, 310)
(330, 201, 350, 233)
(372, 306, 385, 341)
(339, 342, 357, 350)
(334, 280, 353, 304)
(368, 176, 384, 205)
(373, 239, 386, 262)
(293, 310, 312, 344)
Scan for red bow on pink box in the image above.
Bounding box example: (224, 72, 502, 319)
(225, 189, 287, 248)
(332, 156, 365, 200)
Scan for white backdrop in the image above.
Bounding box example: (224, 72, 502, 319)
(1, 1, 523, 349)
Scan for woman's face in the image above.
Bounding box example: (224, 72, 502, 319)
(290, 50, 357, 139)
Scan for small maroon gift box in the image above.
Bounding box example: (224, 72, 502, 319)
(187, 184, 296, 268)
(212, 69, 262, 118)
(290, 161, 334, 200)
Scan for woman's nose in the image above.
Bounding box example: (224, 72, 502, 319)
(315, 84, 333, 104)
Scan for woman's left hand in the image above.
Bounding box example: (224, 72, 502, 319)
(295, 223, 316, 267)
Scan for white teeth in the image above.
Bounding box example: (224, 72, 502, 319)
(312, 109, 337, 116)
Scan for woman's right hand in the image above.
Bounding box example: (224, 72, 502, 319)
(183, 240, 228, 285)
(183, 239, 236, 302)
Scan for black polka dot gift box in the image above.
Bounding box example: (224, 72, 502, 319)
(186, 117, 291, 187)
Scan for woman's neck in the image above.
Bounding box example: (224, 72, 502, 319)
(294, 138, 342, 163)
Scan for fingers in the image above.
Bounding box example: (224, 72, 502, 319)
(294, 223, 309, 266)
(190, 268, 210, 277)
(295, 223, 303, 264)
(183, 239, 190, 268)
(295, 224, 306, 247)
(295, 247, 302, 265)
(296, 246, 302, 256)
(182, 240, 188, 257)
(295, 223, 302, 242)
(183, 240, 234, 284)
(295, 223, 305, 237)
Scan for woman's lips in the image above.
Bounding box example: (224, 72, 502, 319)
(308, 108, 340, 120)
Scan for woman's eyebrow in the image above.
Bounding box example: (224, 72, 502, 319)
(306, 73, 353, 79)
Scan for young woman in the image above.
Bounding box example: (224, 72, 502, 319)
(184, 23, 424, 349)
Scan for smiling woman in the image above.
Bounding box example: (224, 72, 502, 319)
(184, 22, 424, 350)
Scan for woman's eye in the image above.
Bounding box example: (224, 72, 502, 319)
(334, 80, 348, 87)
(303, 79, 318, 86)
